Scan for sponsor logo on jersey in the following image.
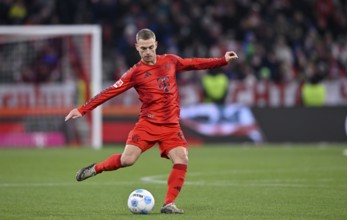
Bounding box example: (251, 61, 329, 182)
(157, 76, 170, 92)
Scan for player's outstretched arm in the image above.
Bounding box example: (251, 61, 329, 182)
(65, 108, 82, 122)
(225, 51, 238, 63)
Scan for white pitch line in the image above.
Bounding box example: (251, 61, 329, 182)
(140, 172, 339, 189)
(1, 169, 345, 189)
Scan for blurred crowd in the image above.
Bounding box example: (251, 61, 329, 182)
(0, 0, 346, 84)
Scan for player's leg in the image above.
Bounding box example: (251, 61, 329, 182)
(120, 144, 143, 167)
(160, 146, 188, 214)
(75, 145, 142, 181)
(76, 120, 152, 182)
(95, 144, 142, 171)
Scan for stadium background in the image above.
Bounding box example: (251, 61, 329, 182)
(0, 0, 346, 147)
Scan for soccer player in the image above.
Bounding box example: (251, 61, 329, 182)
(65, 28, 238, 214)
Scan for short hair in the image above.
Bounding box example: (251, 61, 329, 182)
(136, 28, 156, 42)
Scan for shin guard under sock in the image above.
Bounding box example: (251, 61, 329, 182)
(164, 164, 187, 205)
(95, 154, 122, 173)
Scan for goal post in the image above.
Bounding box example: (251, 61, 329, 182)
(0, 25, 102, 149)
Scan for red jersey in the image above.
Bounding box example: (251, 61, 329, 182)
(78, 54, 227, 124)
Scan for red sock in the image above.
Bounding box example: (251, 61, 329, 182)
(164, 164, 187, 205)
(95, 154, 122, 173)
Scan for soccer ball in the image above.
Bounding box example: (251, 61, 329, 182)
(127, 189, 155, 214)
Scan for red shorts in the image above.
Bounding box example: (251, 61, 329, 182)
(126, 119, 188, 159)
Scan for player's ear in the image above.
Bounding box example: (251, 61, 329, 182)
(135, 43, 140, 52)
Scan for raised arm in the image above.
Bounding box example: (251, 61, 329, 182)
(65, 84, 127, 122)
(65, 72, 134, 122)
(171, 51, 238, 72)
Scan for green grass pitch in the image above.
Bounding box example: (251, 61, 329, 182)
(1, 144, 347, 220)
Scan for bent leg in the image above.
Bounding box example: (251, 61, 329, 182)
(121, 144, 142, 167)
(95, 144, 142, 173)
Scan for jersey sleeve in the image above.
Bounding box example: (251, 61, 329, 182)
(78, 69, 135, 115)
(167, 54, 228, 72)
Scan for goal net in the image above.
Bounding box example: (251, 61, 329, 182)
(0, 25, 102, 149)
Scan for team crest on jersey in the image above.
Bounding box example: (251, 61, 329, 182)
(113, 79, 124, 88)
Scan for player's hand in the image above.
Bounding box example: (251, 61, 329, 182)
(65, 108, 82, 122)
(225, 51, 238, 63)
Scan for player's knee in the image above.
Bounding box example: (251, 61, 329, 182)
(121, 155, 137, 167)
(182, 155, 189, 165)
(168, 147, 189, 165)
(174, 153, 189, 165)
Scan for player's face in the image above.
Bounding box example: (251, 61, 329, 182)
(136, 38, 158, 65)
